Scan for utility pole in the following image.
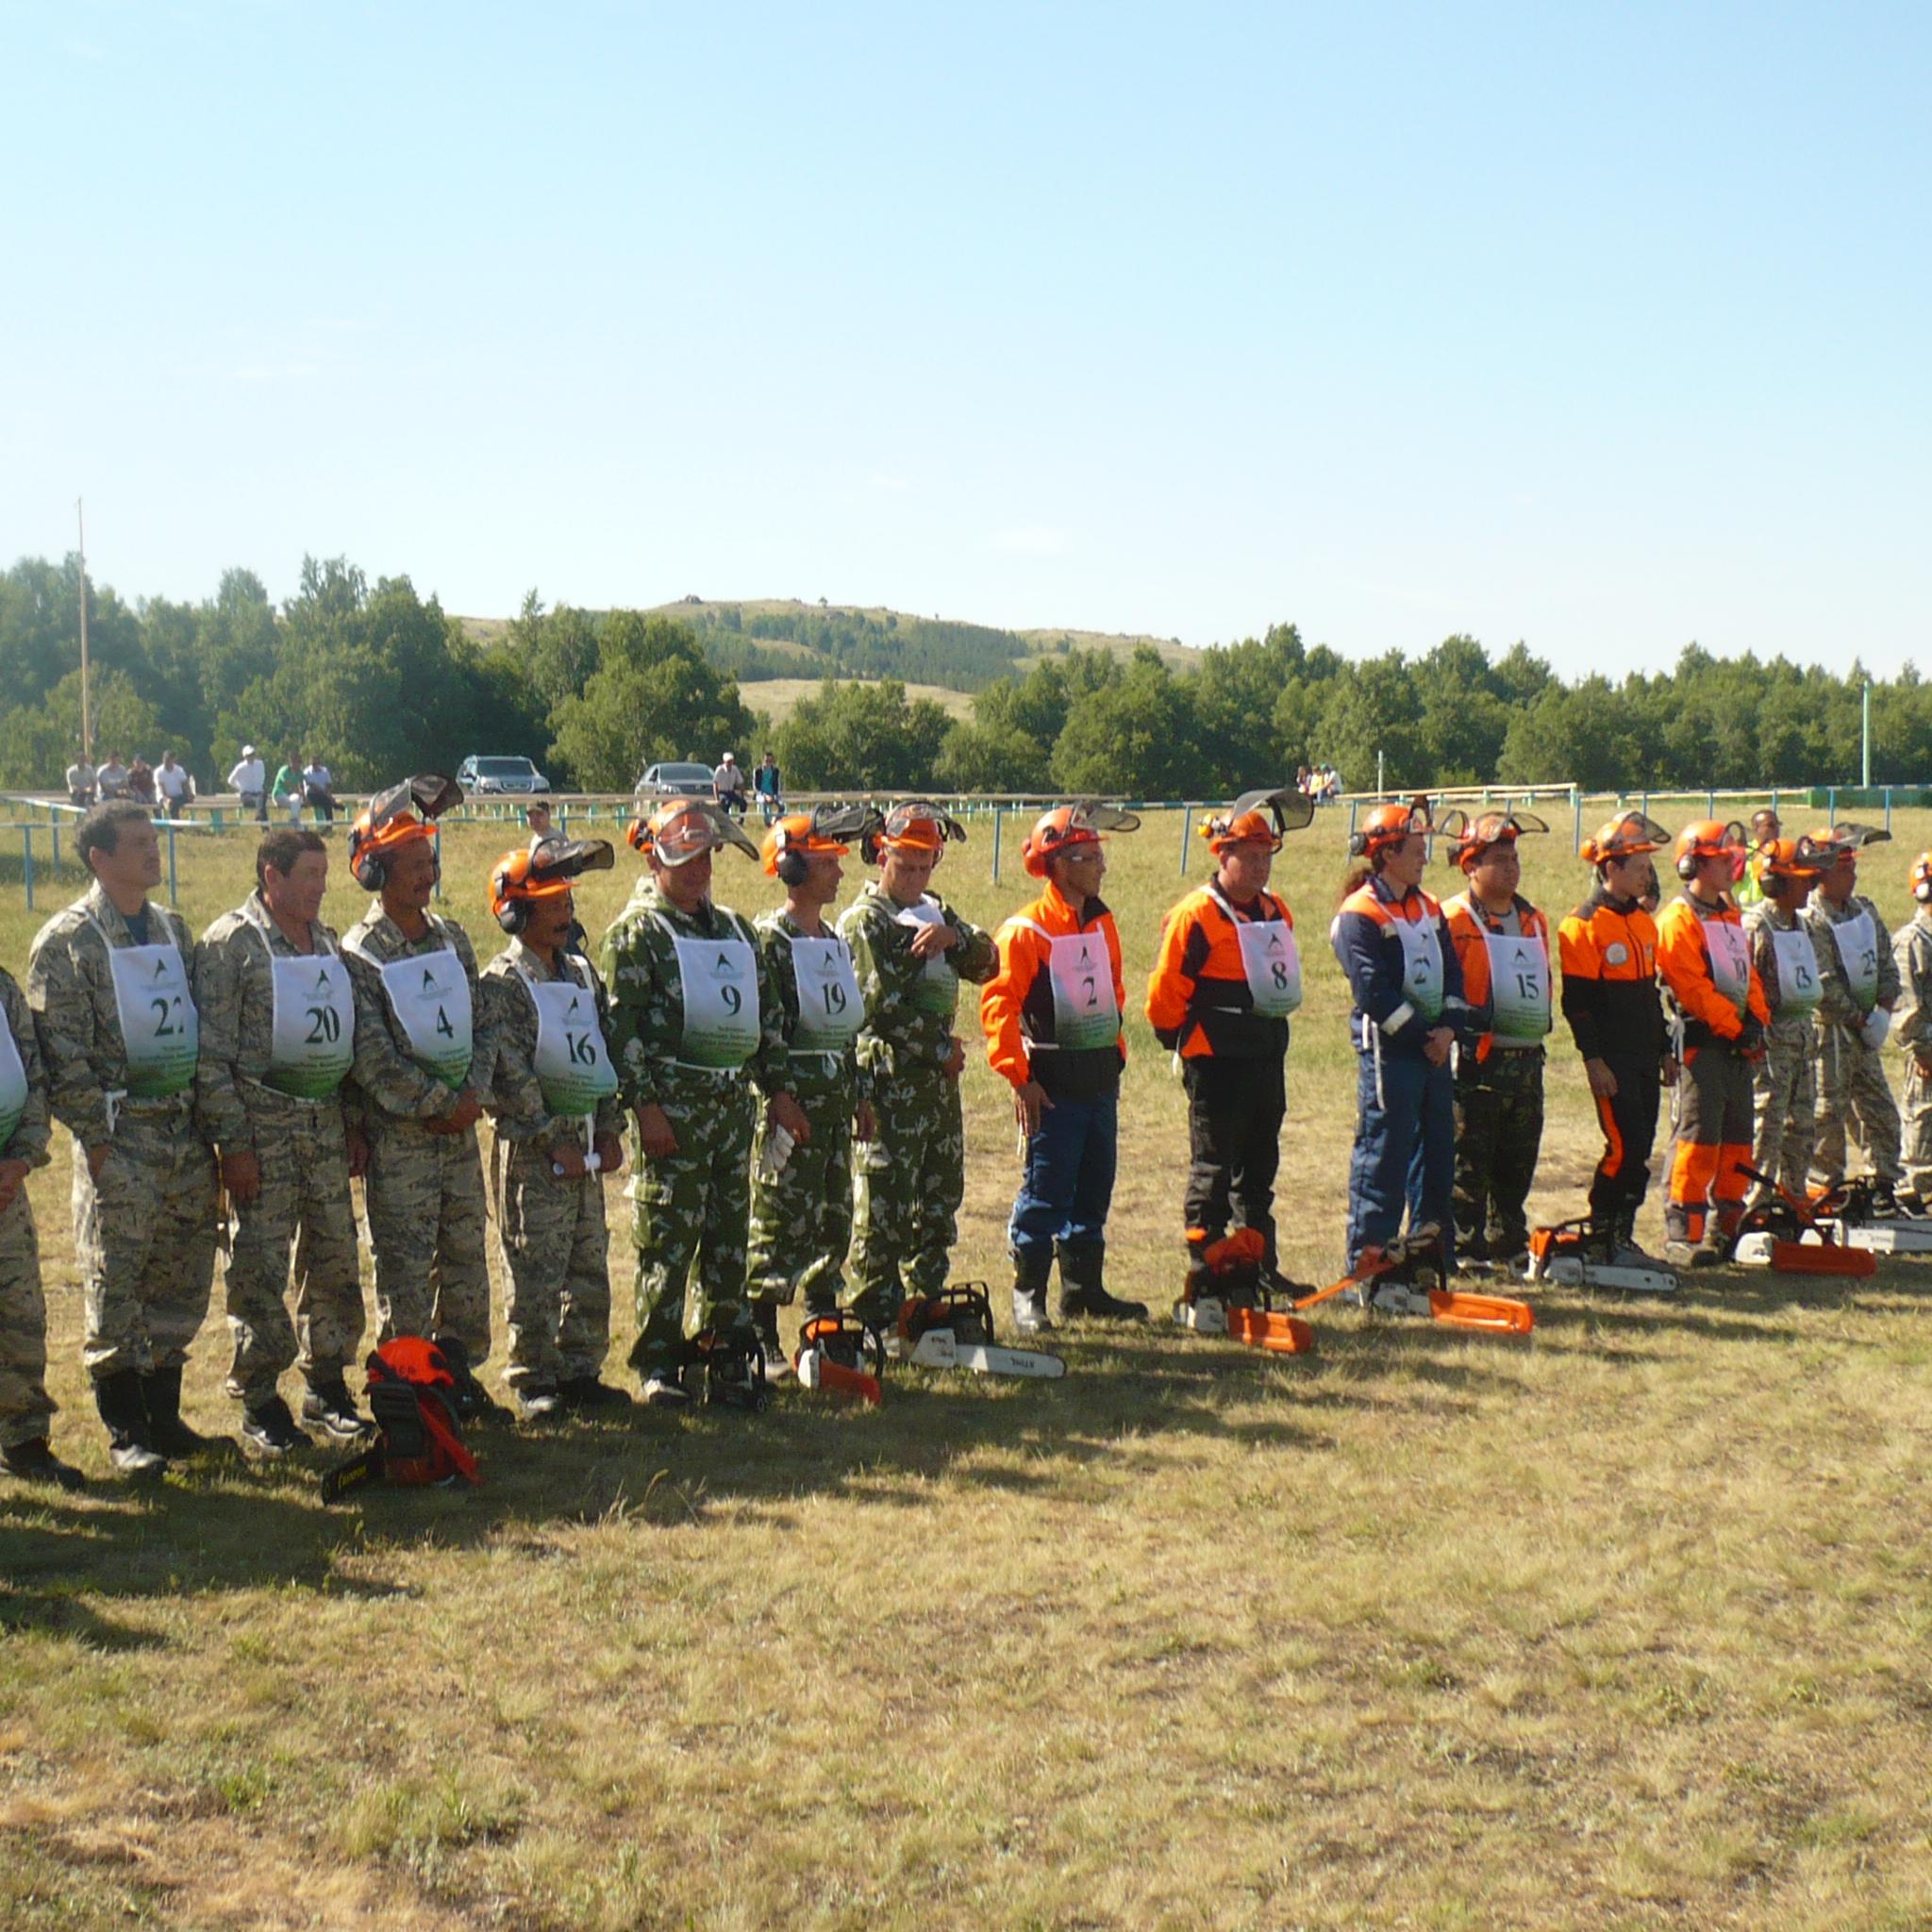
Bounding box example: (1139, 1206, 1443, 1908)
(1862, 680, 1872, 790)
(76, 497, 92, 761)
(1376, 747, 1385, 795)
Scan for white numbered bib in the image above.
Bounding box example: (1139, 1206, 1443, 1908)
(666, 928, 760, 1068)
(1393, 912, 1445, 1023)
(264, 945, 355, 1099)
(1236, 919, 1301, 1021)
(1828, 908, 1880, 1015)
(1484, 931, 1551, 1042)
(790, 937, 863, 1052)
(0, 1016, 28, 1152)
(375, 948, 473, 1090)
(1047, 929, 1122, 1049)
(106, 938, 198, 1099)
(522, 964, 618, 1115)
(1702, 915, 1751, 1014)
(1767, 926, 1823, 1017)
(896, 899, 960, 1018)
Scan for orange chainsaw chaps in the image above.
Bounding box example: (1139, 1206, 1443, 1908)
(1427, 1289, 1536, 1336)
(1766, 1240, 1875, 1278)
(1226, 1306, 1317, 1355)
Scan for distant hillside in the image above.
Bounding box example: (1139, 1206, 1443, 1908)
(739, 675, 976, 730)
(459, 598, 1202, 693)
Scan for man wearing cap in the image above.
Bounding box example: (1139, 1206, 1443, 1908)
(745, 808, 875, 1364)
(1890, 854, 1932, 1213)
(341, 777, 500, 1395)
(1740, 838, 1833, 1208)
(1557, 814, 1676, 1262)
(712, 752, 747, 819)
(26, 800, 218, 1474)
(1805, 827, 1907, 1211)
(602, 800, 807, 1405)
(227, 745, 268, 823)
(480, 841, 627, 1417)
(65, 753, 96, 810)
(1441, 811, 1552, 1272)
(985, 804, 1143, 1332)
(840, 804, 997, 1336)
(193, 826, 370, 1455)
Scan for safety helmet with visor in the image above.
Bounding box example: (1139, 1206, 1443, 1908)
(1024, 801, 1141, 877)
(490, 839, 614, 936)
(348, 774, 463, 892)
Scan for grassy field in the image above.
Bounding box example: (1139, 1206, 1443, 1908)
(4, 800, 1932, 1929)
(738, 677, 978, 729)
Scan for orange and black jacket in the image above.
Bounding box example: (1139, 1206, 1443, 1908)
(1556, 886, 1666, 1064)
(1442, 891, 1551, 1064)
(1145, 884, 1294, 1060)
(980, 883, 1125, 1101)
(1655, 892, 1771, 1051)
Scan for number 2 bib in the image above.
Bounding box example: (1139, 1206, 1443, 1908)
(0, 1017, 28, 1151)
(105, 937, 198, 1099)
(1393, 912, 1444, 1024)
(1046, 930, 1122, 1049)
(521, 963, 618, 1115)
(263, 944, 356, 1098)
(1482, 931, 1551, 1042)
(790, 937, 862, 1052)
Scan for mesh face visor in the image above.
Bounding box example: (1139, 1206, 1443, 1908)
(526, 838, 614, 889)
(1581, 813, 1672, 862)
(650, 801, 761, 866)
(1201, 788, 1313, 852)
(879, 802, 968, 850)
(1438, 808, 1548, 866)
(365, 774, 463, 829)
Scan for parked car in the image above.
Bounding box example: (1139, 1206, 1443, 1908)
(458, 754, 551, 796)
(634, 760, 716, 800)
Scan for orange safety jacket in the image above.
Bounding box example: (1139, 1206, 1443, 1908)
(1655, 891, 1771, 1050)
(1145, 883, 1296, 1060)
(1557, 886, 1667, 1065)
(980, 882, 1125, 1101)
(1442, 891, 1551, 1064)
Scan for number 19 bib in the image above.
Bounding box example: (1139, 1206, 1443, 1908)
(107, 940, 198, 1099)
(790, 937, 862, 1052)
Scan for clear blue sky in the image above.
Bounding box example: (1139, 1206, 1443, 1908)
(4, 1, 1926, 676)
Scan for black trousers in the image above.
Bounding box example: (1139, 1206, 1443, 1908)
(1182, 1055, 1287, 1262)
(1453, 1047, 1545, 1257)
(1586, 1053, 1662, 1224)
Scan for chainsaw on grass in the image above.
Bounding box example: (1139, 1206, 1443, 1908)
(1809, 1177, 1932, 1255)
(1728, 1169, 1876, 1277)
(1174, 1228, 1315, 1354)
(1522, 1218, 1680, 1296)
(792, 1310, 886, 1406)
(1300, 1226, 1535, 1339)
(898, 1283, 1066, 1379)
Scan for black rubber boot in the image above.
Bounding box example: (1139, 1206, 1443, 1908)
(752, 1302, 791, 1380)
(141, 1365, 215, 1458)
(0, 1436, 87, 1491)
(95, 1371, 167, 1476)
(1058, 1241, 1148, 1323)
(1011, 1247, 1056, 1335)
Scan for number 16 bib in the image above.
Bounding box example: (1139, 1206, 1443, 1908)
(522, 965, 619, 1115)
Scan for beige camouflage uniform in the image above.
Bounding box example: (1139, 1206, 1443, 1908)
(839, 880, 997, 1329)
(26, 882, 217, 1376)
(193, 892, 365, 1407)
(746, 911, 869, 1316)
(478, 940, 624, 1393)
(1806, 890, 1903, 1188)
(1890, 908, 1932, 1200)
(1742, 899, 1831, 1202)
(0, 968, 58, 1448)
(601, 878, 790, 1379)
(341, 906, 494, 1361)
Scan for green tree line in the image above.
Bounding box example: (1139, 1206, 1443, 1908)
(0, 553, 1914, 797)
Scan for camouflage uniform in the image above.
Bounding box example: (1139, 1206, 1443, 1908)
(341, 907, 494, 1362)
(746, 912, 868, 1316)
(1742, 899, 1831, 1201)
(192, 892, 364, 1407)
(838, 880, 997, 1328)
(601, 879, 790, 1379)
(1890, 910, 1932, 1199)
(27, 883, 217, 1377)
(478, 940, 624, 1393)
(1806, 891, 1903, 1188)
(0, 969, 58, 1449)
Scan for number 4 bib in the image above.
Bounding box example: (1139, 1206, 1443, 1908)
(355, 943, 474, 1090)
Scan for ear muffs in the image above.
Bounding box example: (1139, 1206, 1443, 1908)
(351, 847, 387, 892)
(775, 847, 809, 887)
(1346, 831, 1370, 860)
(1675, 849, 1699, 882)
(495, 892, 529, 936)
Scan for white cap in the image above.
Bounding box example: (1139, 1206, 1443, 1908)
(721, 751, 736, 763)
(242, 743, 257, 757)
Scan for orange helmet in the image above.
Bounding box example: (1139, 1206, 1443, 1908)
(1438, 808, 1548, 872)
(1198, 788, 1313, 857)
(348, 774, 462, 891)
(1913, 853, 1932, 905)
(489, 838, 614, 933)
(1348, 801, 1430, 862)
(1674, 819, 1747, 880)
(1024, 802, 1141, 876)
(761, 803, 875, 877)
(1580, 812, 1671, 865)
(625, 798, 759, 869)
(860, 801, 966, 864)
(1751, 835, 1831, 882)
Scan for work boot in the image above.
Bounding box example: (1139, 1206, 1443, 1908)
(1688, 1224, 1729, 1268)
(641, 1374, 691, 1408)
(558, 1374, 631, 1411)
(1871, 1179, 1903, 1221)
(141, 1366, 215, 1458)
(1609, 1212, 1661, 1266)
(514, 1386, 563, 1421)
(752, 1303, 792, 1381)
(240, 1395, 306, 1458)
(300, 1375, 372, 1442)
(94, 1371, 167, 1477)
(1058, 1241, 1147, 1324)
(0, 1436, 87, 1491)
(1010, 1247, 1056, 1335)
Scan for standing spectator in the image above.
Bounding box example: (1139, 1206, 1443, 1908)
(155, 752, 194, 819)
(1741, 837, 1832, 1208)
(712, 751, 748, 819)
(95, 751, 130, 800)
(1733, 808, 1781, 908)
(64, 753, 97, 809)
(525, 800, 554, 851)
(753, 752, 783, 823)
(271, 756, 304, 824)
(228, 745, 268, 822)
(300, 755, 337, 825)
(1890, 853, 1932, 1213)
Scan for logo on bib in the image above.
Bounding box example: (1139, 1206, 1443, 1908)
(151, 958, 170, 980)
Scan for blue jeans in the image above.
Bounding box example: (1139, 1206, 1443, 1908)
(1346, 1046, 1457, 1269)
(1008, 1091, 1119, 1260)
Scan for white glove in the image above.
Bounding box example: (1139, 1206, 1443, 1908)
(1861, 1008, 1892, 1053)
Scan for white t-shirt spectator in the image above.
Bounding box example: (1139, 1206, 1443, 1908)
(156, 758, 192, 803)
(228, 756, 266, 796)
(301, 761, 333, 800)
(714, 760, 745, 799)
(95, 758, 129, 798)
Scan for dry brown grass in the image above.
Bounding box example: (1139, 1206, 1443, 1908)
(4, 805, 1932, 1929)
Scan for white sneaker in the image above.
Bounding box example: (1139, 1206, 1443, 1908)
(641, 1374, 691, 1408)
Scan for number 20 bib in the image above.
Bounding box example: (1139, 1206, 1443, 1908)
(264, 945, 356, 1098)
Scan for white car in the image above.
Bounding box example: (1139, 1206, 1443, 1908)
(634, 761, 716, 800)
(458, 755, 551, 796)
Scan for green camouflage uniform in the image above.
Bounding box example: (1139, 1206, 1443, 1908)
(341, 906, 494, 1362)
(192, 893, 365, 1407)
(479, 940, 624, 1392)
(26, 882, 217, 1377)
(601, 879, 791, 1378)
(1805, 891, 1903, 1188)
(746, 911, 869, 1315)
(1742, 899, 1830, 1202)
(0, 969, 58, 1448)
(1890, 910, 1932, 1198)
(838, 880, 996, 1328)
